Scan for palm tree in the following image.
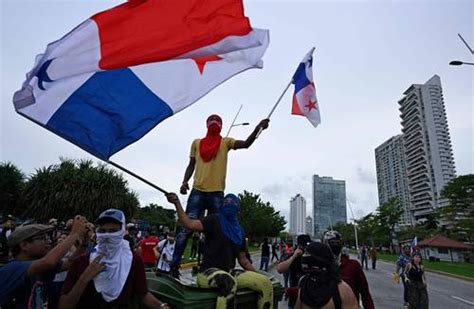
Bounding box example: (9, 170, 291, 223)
(22, 159, 139, 222)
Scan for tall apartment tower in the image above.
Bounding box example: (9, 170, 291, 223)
(305, 216, 314, 237)
(375, 134, 412, 225)
(290, 194, 306, 235)
(398, 75, 456, 221)
(313, 175, 347, 239)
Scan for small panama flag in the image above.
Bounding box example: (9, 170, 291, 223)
(291, 47, 320, 127)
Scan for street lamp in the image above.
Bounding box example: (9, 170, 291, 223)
(449, 60, 474, 66)
(346, 199, 360, 256)
(226, 104, 250, 136)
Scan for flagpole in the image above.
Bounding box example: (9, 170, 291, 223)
(226, 104, 243, 137)
(256, 79, 293, 138)
(108, 160, 169, 194)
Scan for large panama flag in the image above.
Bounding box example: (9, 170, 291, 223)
(13, 0, 269, 160)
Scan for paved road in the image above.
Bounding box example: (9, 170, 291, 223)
(183, 254, 474, 308)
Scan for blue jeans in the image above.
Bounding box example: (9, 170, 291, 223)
(171, 189, 223, 270)
(260, 256, 270, 271)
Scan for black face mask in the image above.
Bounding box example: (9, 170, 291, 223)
(328, 242, 342, 256)
(301, 255, 328, 273)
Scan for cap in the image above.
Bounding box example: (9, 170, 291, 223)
(7, 224, 52, 247)
(97, 209, 125, 225)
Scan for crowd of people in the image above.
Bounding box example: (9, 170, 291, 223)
(0, 114, 430, 309)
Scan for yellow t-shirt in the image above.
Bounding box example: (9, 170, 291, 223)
(191, 137, 235, 192)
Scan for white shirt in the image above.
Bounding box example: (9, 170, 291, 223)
(156, 239, 175, 272)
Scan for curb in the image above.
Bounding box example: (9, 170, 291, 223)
(377, 258, 474, 283)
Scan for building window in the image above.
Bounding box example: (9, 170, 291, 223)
(438, 247, 448, 254)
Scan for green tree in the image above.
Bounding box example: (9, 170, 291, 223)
(0, 162, 26, 217)
(22, 159, 139, 222)
(376, 197, 403, 252)
(332, 222, 356, 248)
(440, 174, 474, 241)
(238, 190, 286, 241)
(356, 213, 385, 246)
(134, 203, 176, 230)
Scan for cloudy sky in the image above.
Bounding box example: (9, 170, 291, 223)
(1, 0, 473, 227)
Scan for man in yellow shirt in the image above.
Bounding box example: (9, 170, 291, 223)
(170, 114, 269, 277)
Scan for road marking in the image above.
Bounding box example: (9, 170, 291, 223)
(451, 296, 474, 306)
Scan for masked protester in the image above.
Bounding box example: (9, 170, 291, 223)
(170, 115, 269, 278)
(295, 242, 358, 309)
(323, 231, 374, 309)
(167, 192, 274, 309)
(59, 209, 170, 309)
(276, 234, 311, 308)
(154, 231, 176, 274)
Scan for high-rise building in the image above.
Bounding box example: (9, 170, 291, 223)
(289, 194, 306, 235)
(305, 216, 314, 237)
(399, 75, 456, 221)
(313, 175, 347, 239)
(375, 134, 412, 225)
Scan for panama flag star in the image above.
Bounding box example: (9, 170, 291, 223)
(291, 47, 321, 127)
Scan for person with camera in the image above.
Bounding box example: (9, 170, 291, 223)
(294, 242, 358, 309)
(276, 234, 311, 309)
(154, 231, 176, 274)
(0, 216, 88, 308)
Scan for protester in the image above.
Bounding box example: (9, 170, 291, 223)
(271, 241, 279, 262)
(294, 242, 358, 309)
(154, 231, 176, 274)
(260, 237, 270, 271)
(276, 234, 311, 308)
(405, 252, 428, 309)
(278, 243, 294, 288)
(369, 245, 378, 270)
(171, 115, 269, 277)
(137, 229, 160, 268)
(323, 231, 374, 309)
(0, 216, 88, 308)
(394, 245, 412, 307)
(59, 209, 169, 309)
(190, 232, 200, 260)
(360, 245, 368, 270)
(166, 192, 273, 309)
(0, 214, 15, 263)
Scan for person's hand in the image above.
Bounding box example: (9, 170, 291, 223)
(180, 182, 189, 195)
(392, 273, 400, 284)
(293, 247, 303, 257)
(70, 215, 88, 238)
(257, 119, 270, 130)
(80, 254, 106, 283)
(166, 192, 180, 205)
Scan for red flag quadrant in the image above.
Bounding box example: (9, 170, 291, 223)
(13, 0, 269, 160)
(291, 48, 321, 127)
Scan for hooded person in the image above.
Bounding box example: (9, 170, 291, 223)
(59, 209, 170, 309)
(295, 242, 358, 309)
(166, 192, 274, 309)
(323, 231, 375, 309)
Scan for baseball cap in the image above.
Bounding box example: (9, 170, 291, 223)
(7, 224, 52, 247)
(97, 209, 125, 225)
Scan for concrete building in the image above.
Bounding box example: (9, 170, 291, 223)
(312, 175, 347, 239)
(375, 134, 412, 225)
(398, 75, 456, 221)
(305, 216, 314, 237)
(289, 194, 306, 235)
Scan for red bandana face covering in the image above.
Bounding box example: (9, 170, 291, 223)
(199, 115, 223, 162)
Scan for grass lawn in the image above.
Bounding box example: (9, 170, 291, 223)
(377, 253, 474, 279)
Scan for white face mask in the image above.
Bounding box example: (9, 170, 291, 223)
(96, 230, 125, 257)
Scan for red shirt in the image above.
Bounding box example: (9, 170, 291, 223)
(139, 236, 159, 264)
(61, 252, 148, 307)
(340, 255, 375, 309)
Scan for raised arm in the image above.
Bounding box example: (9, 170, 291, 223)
(28, 216, 87, 277)
(276, 247, 302, 274)
(233, 119, 269, 150)
(166, 193, 203, 231)
(180, 157, 196, 195)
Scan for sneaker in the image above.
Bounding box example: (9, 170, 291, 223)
(169, 268, 181, 279)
